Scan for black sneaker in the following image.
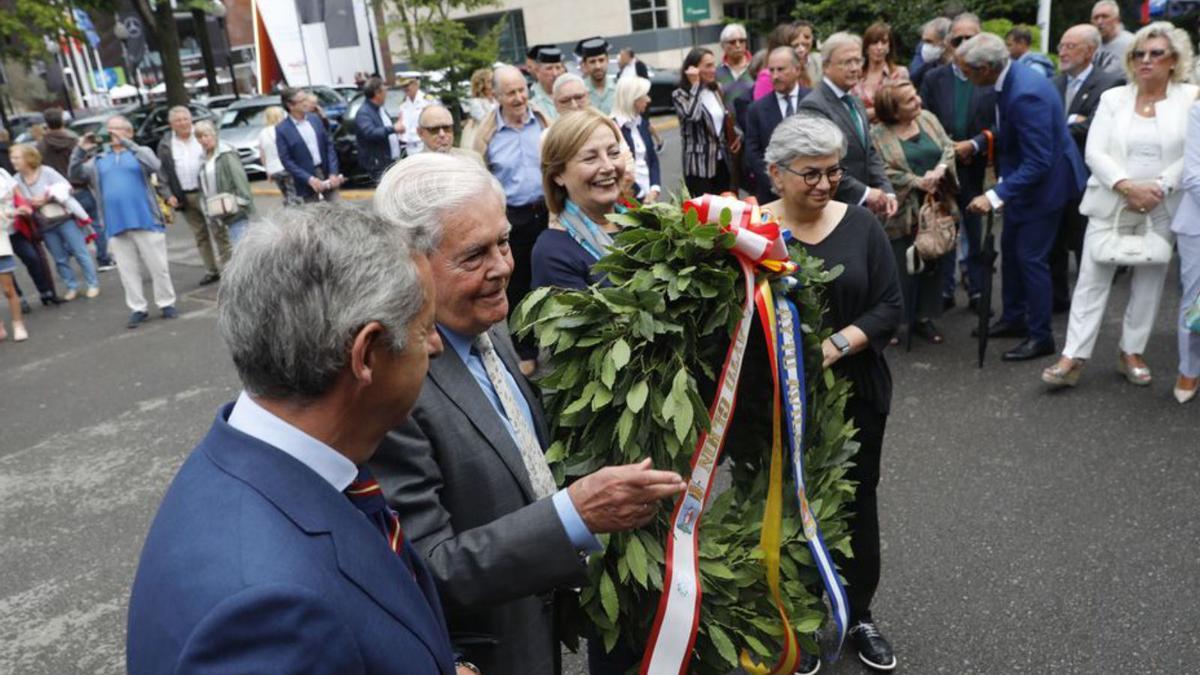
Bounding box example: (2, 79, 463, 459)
(97, 259, 117, 272)
(161, 306, 178, 319)
(795, 649, 821, 675)
(198, 272, 221, 286)
(849, 621, 896, 671)
(127, 311, 149, 329)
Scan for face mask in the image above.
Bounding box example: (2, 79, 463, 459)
(921, 43, 945, 63)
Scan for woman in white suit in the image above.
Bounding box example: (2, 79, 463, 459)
(1171, 104, 1200, 403)
(1043, 22, 1197, 389)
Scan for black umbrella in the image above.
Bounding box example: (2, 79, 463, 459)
(977, 210, 998, 368)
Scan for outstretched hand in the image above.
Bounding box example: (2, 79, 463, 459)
(568, 458, 686, 533)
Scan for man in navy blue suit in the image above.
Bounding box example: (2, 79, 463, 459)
(276, 87, 344, 202)
(743, 46, 810, 204)
(127, 203, 468, 674)
(356, 76, 406, 185)
(960, 33, 1087, 362)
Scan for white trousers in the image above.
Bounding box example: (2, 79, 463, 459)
(1177, 233, 1200, 377)
(109, 230, 177, 313)
(1062, 214, 1172, 361)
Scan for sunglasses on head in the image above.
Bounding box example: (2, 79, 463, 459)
(1131, 48, 1170, 61)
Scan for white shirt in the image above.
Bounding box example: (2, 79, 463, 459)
(227, 392, 358, 493)
(258, 126, 284, 176)
(1125, 114, 1165, 181)
(615, 114, 655, 197)
(170, 133, 205, 191)
(1065, 65, 1094, 122)
(776, 84, 801, 119)
(399, 91, 433, 153)
(377, 106, 402, 159)
(699, 88, 725, 147)
(293, 116, 323, 167)
(619, 61, 638, 80)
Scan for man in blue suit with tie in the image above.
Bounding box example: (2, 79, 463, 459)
(961, 33, 1087, 361)
(743, 46, 810, 204)
(127, 203, 468, 674)
(276, 87, 344, 202)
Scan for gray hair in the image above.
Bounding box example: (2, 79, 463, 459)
(923, 17, 952, 40)
(167, 105, 191, 120)
(768, 45, 802, 67)
(821, 32, 862, 65)
(1126, 21, 1194, 84)
(764, 114, 846, 167)
(552, 72, 586, 97)
(217, 203, 429, 401)
(951, 12, 982, 31)
(193, 119, 217, 139)
(1069, 24, 1103, 50)
(107, 115, 134, 132)
(374, 152, 505, 251)
(492, 64, 524, 96)
(957, 32, 1009, 71)
(720, 23, 748, 44)
(1092, 0, 1121, 16)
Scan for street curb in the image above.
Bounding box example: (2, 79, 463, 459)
(251, 116, 679, 198)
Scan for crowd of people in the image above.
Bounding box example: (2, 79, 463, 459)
(3, 4, 1199, 674)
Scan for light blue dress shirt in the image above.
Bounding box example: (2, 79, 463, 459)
(485, 108, 545, 207)
(227, 392, 359, 493)
(440, 326, 601, 554)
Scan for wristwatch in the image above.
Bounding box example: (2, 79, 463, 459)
(830, 332, 851, 356)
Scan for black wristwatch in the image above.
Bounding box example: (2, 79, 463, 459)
(830, 332, 851, 356)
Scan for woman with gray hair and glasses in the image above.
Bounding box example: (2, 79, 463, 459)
(762, 113, 903, 673)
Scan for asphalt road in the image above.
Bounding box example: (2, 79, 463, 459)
(2, 122, 1197, 675)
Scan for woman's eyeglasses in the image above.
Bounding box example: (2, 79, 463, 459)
(1131, 48, 1170, 61)
(779, 165, 846, 186)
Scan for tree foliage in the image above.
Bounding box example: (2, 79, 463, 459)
(380, 0, 501, 107)
(794, 0, 1039, 52)
(0, 0, 116, 65)
(513, 199, 861, 673)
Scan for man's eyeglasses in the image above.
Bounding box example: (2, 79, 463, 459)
(779, 165, 845, 186)
(834, 57, 864, 68)
(948, 34, 974, 47)
(421, 124, 454, 135)
(1131, 48, 1170, 61)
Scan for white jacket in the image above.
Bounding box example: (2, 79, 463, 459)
(1173, 101, 1200, 236)
(1078, 82, 1198, 221)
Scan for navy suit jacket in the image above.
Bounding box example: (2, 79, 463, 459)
(992, 62, 1087, 221)
(618, 116, 661, 197)
(743, 87, 809, 204)
(276, 113, 339, 198)
(355, 99, 398, 178)
(919, 63, 997, 197)
(127, 405, 456, 675)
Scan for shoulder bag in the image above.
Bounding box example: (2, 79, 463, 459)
(1085, 205, 1173, 266)
(205, 193, 240, 218)
(33, 202, 71, 230)
(914, 192, 957, 261)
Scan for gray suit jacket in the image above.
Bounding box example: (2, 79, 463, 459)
(798, 80, 894, 204)
(370, 324, 586, 675)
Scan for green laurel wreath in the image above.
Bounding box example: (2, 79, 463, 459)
(512, 199, 860, 674)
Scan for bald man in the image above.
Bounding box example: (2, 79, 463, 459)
(416, 105, 484, 166)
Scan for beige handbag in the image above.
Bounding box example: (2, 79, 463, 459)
(205, 193, 239, 218)
(914, 193, 958, 261)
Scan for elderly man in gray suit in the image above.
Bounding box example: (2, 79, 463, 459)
(370, 153, 687, 675)
(799, 32, 898, 220)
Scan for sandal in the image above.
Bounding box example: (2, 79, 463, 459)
(913, 319, 944, 344)
(1042, 357, 1084, 387)
(1117, 353, 1151, 386)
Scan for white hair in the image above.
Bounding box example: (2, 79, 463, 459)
(552, 72, 586, 97)
(951, 12, 981, 31)
(957, 32, 1010, 71)
(1068, 24, 1103, 50)
(764, 114, 846, 167)
(721, 23, 748, 44)
(167, 105, 191, 120)
(612, 76, 651, 119)
(374, 152, 504, 251)
(923, 17, 952, 40)
(492, 64, 524, 96)
(821, 32, 862, 65)
(217, 202, 428, 400)
(1126, 20, 1195, 84)
(1092, 0, 1121, 16)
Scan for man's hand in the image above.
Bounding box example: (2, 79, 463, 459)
(954, 140, 976, 163)
(167, 196, 180, 209)
(883, 193, 899, 218)
(568, 458, 686, 533)
(393, 120, 405, 134)
(967, 194, 993, 214)
(329, 174, 346, 189)
(308, 176, 325, 193)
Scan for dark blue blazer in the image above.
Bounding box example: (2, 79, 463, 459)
(743, 86, 809, 204)
(127, 405, 456, 675)
(618, 116, 661, 198)
(355, 99, 398, 178)
(276, 112, 339, 199)
(919, 63, 997, 196)
(992, 62, 1087, 220)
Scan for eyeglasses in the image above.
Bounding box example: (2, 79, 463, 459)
(779, 164, 845, 186)
(833, 57, 864, 68)
(421, 124, 454, 135)
(948, 34, 974, 47)
(1131, 48, 1170, 61)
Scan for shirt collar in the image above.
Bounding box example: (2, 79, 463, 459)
(227, 391, 359, 493)
(952, 63, 968, 81)
(495, 105, 535, 130)
(777, 84, 801, 99)
(438, 323, 477, 363)
(994, 60, 1013, 92)
(1069, 64, 1094, 85)
(823, 77, 850, 99)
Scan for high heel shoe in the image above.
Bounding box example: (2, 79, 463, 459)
(1117, 353, 1152, 386)
(1175, 375, 1198, 404)
(1042, 358, 1084, 387)
(12, 321, 27, 342)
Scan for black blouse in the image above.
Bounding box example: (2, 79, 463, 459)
(789, 204, 903, 414)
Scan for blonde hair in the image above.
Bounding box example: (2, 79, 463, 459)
(470, 68, 493, 98)
(10, 143, 42, 170)
(1125, 21, 1194, 84)
(612, 76, 651, 119)
(541, 108, 622, 214)
(264, 106, 286, 126)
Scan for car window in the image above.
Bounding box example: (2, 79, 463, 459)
(221, 106, 269, 128)
(309, 87, 343, 106)
(189, 104, 211, 120)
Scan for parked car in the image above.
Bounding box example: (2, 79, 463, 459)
(333, 88, 409, 186)
(197, 94, 241, 113)
(333, 84, 362, 100)
(305, 85, 349, 123)
(565, 57, 677, 115)
(218, 96, 278, 178)
(69, 102, 215, 149)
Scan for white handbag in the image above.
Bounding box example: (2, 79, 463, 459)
(1085, 206, 1173, 266)
(205, 193, 239, 217)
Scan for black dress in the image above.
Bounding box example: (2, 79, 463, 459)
(788, 203, 902, 624)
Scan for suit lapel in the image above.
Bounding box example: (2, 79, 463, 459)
(425, 337, 539, 502)
(821, 84, 861, 149)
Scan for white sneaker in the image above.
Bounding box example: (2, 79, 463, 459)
(63, 289, 77, 301)
(85, 286, 100, 299)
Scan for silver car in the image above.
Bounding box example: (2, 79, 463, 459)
(218, 96, 278, 178)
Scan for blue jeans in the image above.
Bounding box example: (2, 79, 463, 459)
(226, 217, 249, 245)
(41, 219, 99, 291)
(73, 188, 111, 264)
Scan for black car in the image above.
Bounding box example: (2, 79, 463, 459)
(69, 102, 216, 149)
